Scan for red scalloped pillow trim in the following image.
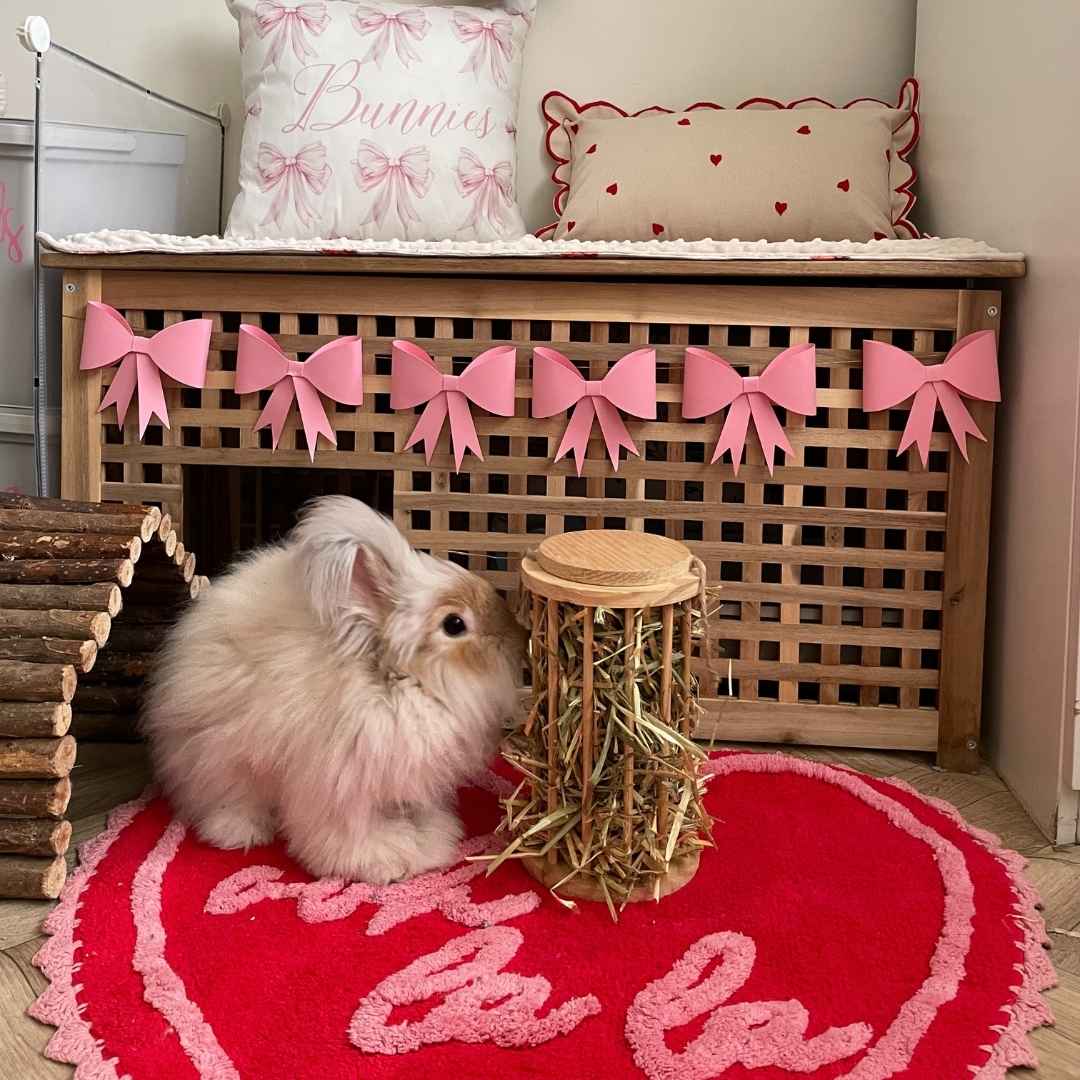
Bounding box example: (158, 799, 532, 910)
(538, 77, 921, 240)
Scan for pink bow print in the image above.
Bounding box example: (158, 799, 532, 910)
(682, 344, 817, 475)
(235, 326, 363, 461)
(351, 5, 429, 68)
(456, 149, 513, 233)
(532, 348, 656, 475)
(79, 303, 210, 437)
(863, 330, 1000, 466)
(255, 1, 329, 68)
(353, 142, 432, 232)
(391, 342, 516, 470)
(257, 142, 332, 230)
(449, 12, 513, 87)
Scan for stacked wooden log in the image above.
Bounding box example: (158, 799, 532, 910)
(0, 493, 208, 900)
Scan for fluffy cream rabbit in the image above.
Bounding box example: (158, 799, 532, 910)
(142, 496, 526, 884)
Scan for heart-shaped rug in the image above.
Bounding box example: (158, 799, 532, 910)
(30, 753, 1055, 1079)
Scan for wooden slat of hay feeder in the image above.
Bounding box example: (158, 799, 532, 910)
(502, 530, 712, 916)
(0, 493, 207, 899)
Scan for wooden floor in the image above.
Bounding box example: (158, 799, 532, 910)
(1, 743, 1078, 1078)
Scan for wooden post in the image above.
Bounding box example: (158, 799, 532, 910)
(0, 777, 71, 818)
(60, 270, 104, 502)
(0, 818, 72, 856)
(545, 599, 559, 866)
(680, 602, 693, 739)
(0, 855, 66, 899)
(580, 608, 594, 849)
(0, 702, 71, 738)
(938, 290, 1001, 772)
(623, 608, 635, 844)
(657, 604, 674, 842)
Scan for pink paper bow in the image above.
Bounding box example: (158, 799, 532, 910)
(449, 12, 512, 87)
(255, 0, 329, 68)
(862, 330, 1000, 466)
(682, 344, 817, 475)
(235, 326, 363, 461)
(353, 141, 432, 231)
(257, 142, 332, 230)
(532, 348, 656, 475)
(351, 5, 429, 68)
(391, 341, 516, 470)
(456, 149, 513, 232)
(79, 303, 210, 437)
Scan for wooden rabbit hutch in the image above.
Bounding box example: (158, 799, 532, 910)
(44, 250, 1024, 774)
(0, 492, 207, 897)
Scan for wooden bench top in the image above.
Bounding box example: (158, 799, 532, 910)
(40, 251, 1027, 280)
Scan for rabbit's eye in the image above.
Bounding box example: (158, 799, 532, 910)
(441, 614, 467, 638)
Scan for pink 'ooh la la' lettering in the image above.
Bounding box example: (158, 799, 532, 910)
(625, 932, 872, 1080)
(349, 926, 601, 1053)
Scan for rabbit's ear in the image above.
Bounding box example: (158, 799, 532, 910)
(294, 496, 413, 632)
(348, 544, 394, 623)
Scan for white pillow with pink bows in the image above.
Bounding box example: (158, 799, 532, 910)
(225, 0, 535, 241)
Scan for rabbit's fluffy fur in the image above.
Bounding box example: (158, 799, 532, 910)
(142, 496, 526, 884)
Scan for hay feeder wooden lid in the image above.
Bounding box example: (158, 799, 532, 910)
(521, 530, 700, 608)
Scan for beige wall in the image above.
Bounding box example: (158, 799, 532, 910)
(0, 0, 917, 230)
(915, 0, 1080, 842)
(515, 0, 917, 227)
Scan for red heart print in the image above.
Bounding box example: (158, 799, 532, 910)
(652, 223, 665, 236)
(677, 117, 691, 126)
(570, 122, 579, 135)
(837, 178, 850, 192)
(796, 124, 812, 135)
(873, 231, 887, 240)
(606, 183, 618, 195)
(586, 144, 597, 155)
(566, 220, 576, 233)
(709, 153, 723, 166)
(774, 201, 788, 216)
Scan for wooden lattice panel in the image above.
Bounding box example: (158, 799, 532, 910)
(57, 270, 1001, 769)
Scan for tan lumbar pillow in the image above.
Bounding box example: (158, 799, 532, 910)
(541, 80, 920, 243)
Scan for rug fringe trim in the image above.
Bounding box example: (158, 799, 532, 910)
(879, 770, 1057, 1079)
(27, 791, 156, 1080)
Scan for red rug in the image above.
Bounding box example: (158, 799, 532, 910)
(30, 753, 1055, 1079)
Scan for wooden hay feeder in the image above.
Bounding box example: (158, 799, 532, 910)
(506, 530, 712, 914)
(0, 493, 208, 900)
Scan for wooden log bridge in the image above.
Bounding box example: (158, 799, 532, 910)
(0, 493, 209, 900)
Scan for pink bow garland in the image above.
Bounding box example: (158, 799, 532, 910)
(257, 142, 332, 229)
(456, 149, 513, 232)
(79, 303, 210, 437)
(391, 342, 516, 470)
(353, 141, 432, 230)
(449, 12, 513, 87)
(532, 348, 656, 475)
(351, 6, 429, 68)
(862, 330, 1000, 466)
(235, 326, 363, 461)
(255, 0, 329, 68)
(682, 344, 817, 475)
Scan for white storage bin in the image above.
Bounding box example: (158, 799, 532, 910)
(0, 120, 186, 491)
